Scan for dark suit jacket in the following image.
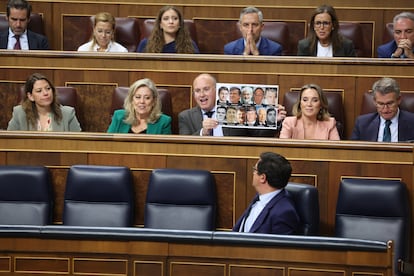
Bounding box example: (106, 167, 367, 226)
(297, 37, 356, 57)
(233, 189, 300, 234)
(350, 110, 414, 142)
(0, 30, 49, 50)
(224, 37, 283, 56)
(377, 40, 398, 58)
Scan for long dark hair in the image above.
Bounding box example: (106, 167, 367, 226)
(307, 4, 343, 55)
(22, 73, 62, 128)
(145, 6, 196, 53)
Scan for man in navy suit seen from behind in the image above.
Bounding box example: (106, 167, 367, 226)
(0, 0, 49, 50)
(224, 6, 283, 56)
(233, 152, 299, 234)
(351, 77, 414, 142)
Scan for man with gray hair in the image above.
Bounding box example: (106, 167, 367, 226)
(351, 77, 414, 142)
(224, 6, 282, 56)
(377, 12, 414, 58)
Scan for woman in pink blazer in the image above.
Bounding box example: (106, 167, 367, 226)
(279, 84, 340, 140)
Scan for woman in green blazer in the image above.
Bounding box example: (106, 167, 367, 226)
(107, 78, 172, 134)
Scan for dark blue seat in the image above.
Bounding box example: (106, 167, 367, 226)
(63, 165, 134, 227)
(0, 166, 52, 225)
(335, 178, 411, 275)
(145, 168, 217, 230)
(285, 182, 320, 235)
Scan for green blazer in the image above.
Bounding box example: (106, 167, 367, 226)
(107, 109, 172, 134)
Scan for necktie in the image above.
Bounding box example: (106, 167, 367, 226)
(383, 120, 391, 142)
(14, 35, 21, 50)
(204, 111, 214, 118)
(204, 111, 214, 136)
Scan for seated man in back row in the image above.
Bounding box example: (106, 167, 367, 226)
(0, 0, 49, 50)
(224, 6, 283, 56)
(351, 77, 414, 142)
(178, 73, 287, 137)
(377, 12, 414, 59)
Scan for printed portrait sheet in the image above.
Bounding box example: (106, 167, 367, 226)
(216, 83, 279, 129)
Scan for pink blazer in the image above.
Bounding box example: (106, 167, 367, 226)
(279, 116, 340, 140)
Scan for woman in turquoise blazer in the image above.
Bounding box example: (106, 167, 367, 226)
(107, 78, 172, 134)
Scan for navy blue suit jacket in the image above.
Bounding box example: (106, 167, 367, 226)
(0, 30, 49, 50)
(377, 40, 397, 58)
(233, 189, 300, 234)
(350, 110, 414, 142)
(224, 37, 282, 56)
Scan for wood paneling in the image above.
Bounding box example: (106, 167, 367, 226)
(0, 231, 393, 275)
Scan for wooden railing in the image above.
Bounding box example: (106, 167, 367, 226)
(0, 226, 393, 275)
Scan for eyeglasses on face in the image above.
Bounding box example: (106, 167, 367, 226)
(375, 101, 397, 109)
(314, 21, 331, 27)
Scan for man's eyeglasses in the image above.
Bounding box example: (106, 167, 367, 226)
(252, 166, 258, 173)
(375, 101, 397, 109)
(314, 21, 331, 28)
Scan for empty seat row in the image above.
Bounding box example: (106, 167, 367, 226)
(0, 165, 318, 235)
(0, 165, 410, 274)
(0, 165, 217, 230)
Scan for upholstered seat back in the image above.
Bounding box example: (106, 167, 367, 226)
(338, 22, 370, 57)
(145, 168, 217, 230)
(335, 178, 410, 275)
(285, 182, 319, 235)
(0, 166, 52, 225)
(63, 165, 134, 227)
(110, 86, 173, 117)
(113, 17, 140, 52)
(282, 90, 345, 138)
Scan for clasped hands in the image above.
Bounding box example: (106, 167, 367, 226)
(393, 39, 414, 58)
(243, 33, 259, 56)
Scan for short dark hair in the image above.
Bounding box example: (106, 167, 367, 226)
(7, 0, 31, 18)
(257, 152, 291, 189)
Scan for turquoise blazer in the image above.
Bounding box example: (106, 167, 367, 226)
(107, 109, 172, 134)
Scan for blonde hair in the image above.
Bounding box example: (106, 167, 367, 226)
(90, 12, 116, 50)
(123, 78, 162, 125)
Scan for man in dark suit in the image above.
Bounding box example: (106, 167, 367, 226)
(224, 6, 282, 56)
(233, 152, 300, 234)
(351, 77, 414, 142)
(178, 73, 287, 137)
(0, 0, 49, 50)
(377, 12, 414, 59)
